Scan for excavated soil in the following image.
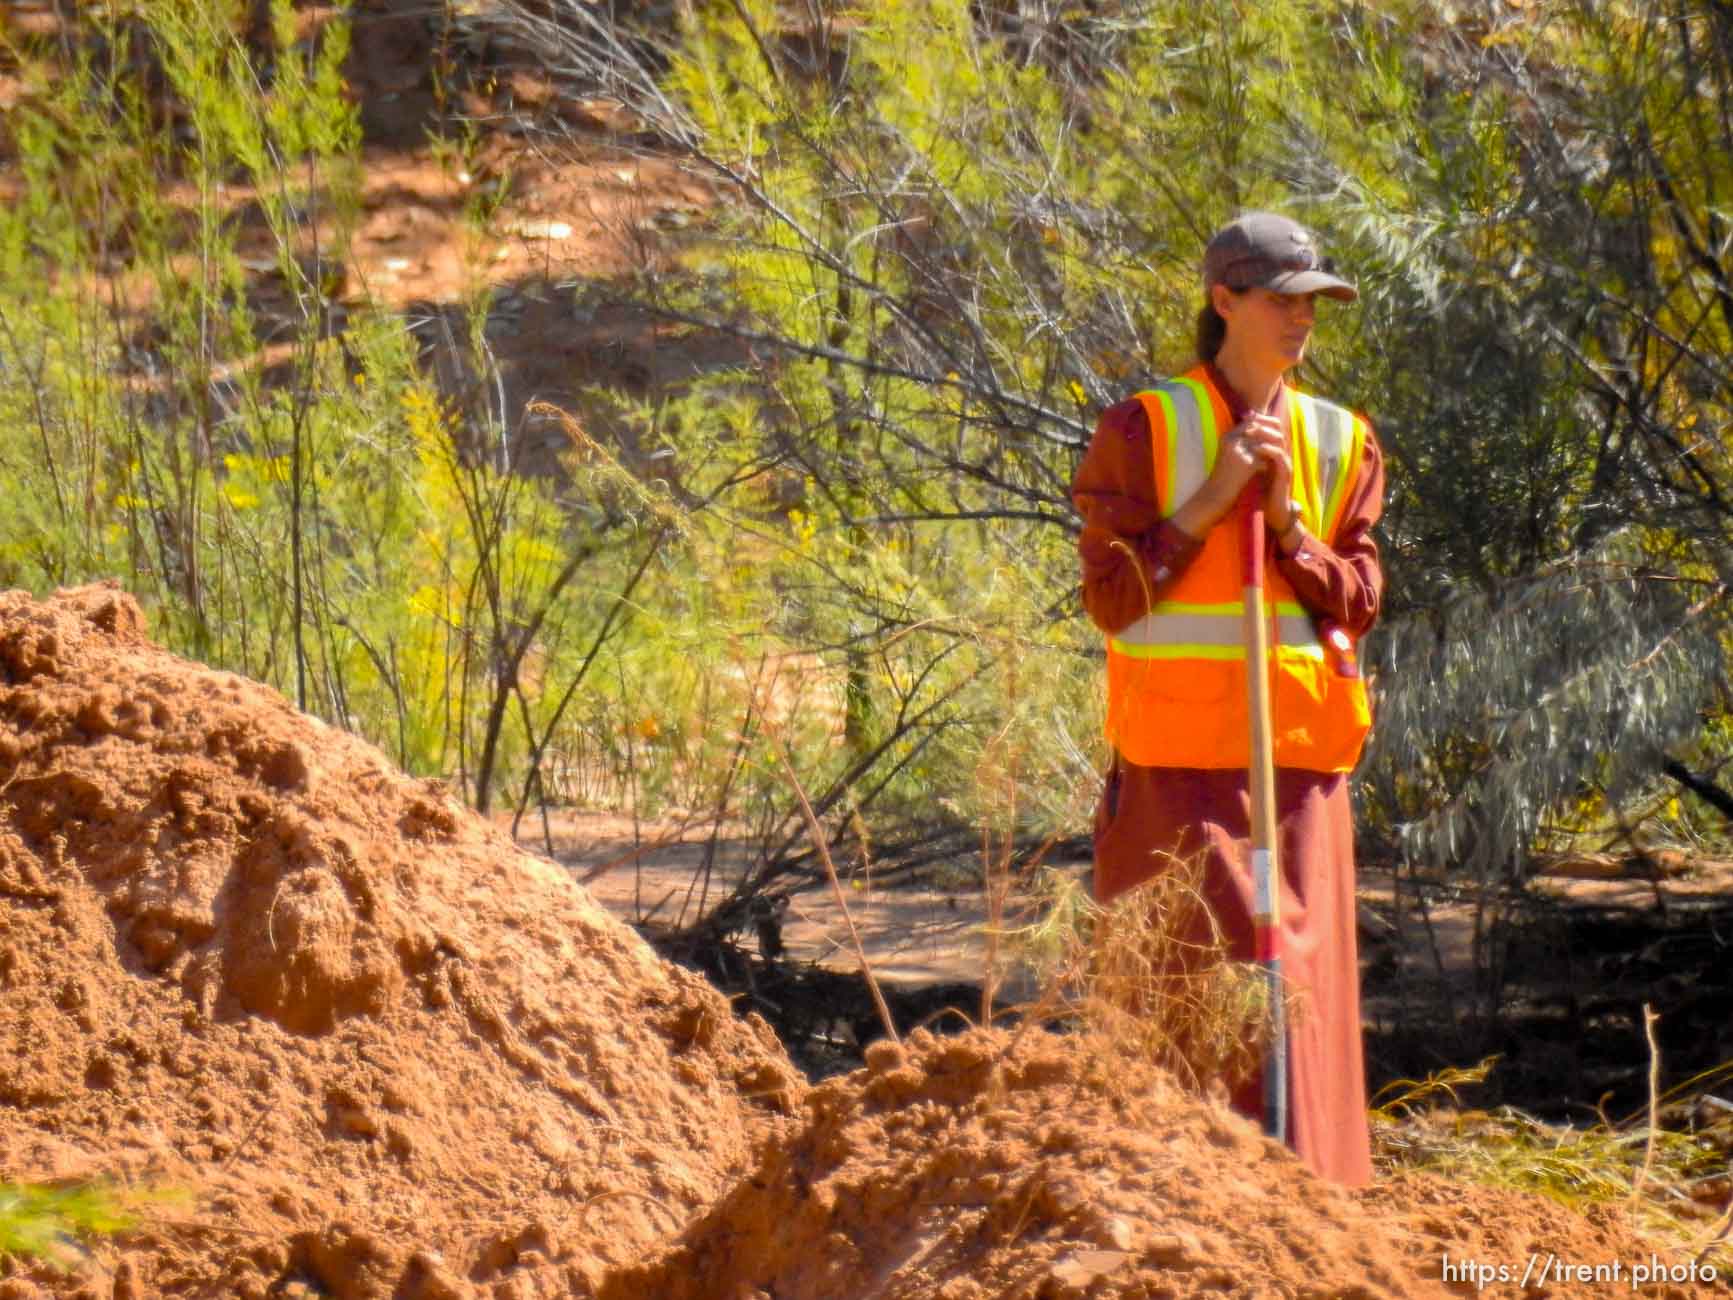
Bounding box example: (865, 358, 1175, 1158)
(605, 1029, 1724, 1300)
(0, 585, 801, 1297)
(1, 586, 1725, 1299)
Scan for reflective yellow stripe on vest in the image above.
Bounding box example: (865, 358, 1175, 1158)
(1109, 600, 1325, 661)
(1289, 391, 1367, 544)
(1150, 378, 1219, 514)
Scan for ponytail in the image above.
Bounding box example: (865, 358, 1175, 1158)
(1194, 284, 1250, 363)
(1195, 301, 1227, 363)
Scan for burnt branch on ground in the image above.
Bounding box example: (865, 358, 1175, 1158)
(644, 925, 982, 1080)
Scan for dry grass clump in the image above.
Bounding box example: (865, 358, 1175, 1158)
(1371, 1059, 1733, 1272)
(1014, 858, 1280, 1098)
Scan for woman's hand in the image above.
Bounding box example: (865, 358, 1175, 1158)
(1170, 412, 1295, 539)
(1232, 413, 1294, 521)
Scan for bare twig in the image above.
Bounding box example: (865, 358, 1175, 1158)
(767, 738, 900, 1046)
(1631, 1003, 1662, 1205)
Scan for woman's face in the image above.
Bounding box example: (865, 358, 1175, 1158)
(1213, 285, 1319, 373)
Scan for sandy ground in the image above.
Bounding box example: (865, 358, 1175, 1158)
(498, 808, 1032, 989)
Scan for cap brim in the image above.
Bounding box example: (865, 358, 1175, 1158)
(1266, 269, 1357, 302)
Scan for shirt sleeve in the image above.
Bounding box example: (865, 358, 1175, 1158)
(1273, 425, 1386, 637)
(1071, 398, 1206, 636)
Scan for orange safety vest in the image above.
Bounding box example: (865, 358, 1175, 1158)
(1104, 367, 1373, 773)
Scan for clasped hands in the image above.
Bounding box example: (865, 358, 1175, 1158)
(1168, 412, 1305, 546)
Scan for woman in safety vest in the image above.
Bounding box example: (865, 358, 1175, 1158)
(1071, 211, 1384, 1185)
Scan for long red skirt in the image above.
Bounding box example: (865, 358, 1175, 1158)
(1092, 761, 1373, 1186)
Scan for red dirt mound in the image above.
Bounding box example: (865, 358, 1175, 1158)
(0, 584, 802, 1298)
(606, 1028, 1724, 1300)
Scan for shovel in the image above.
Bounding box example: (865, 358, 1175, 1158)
(1239, 481, 1286, 1143)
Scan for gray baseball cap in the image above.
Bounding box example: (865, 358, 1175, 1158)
(1203, 211, 1357, 301)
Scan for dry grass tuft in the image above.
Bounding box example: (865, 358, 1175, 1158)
(1372, 1059, 1733, 1272)
(1013, 859, 1281, 1098)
